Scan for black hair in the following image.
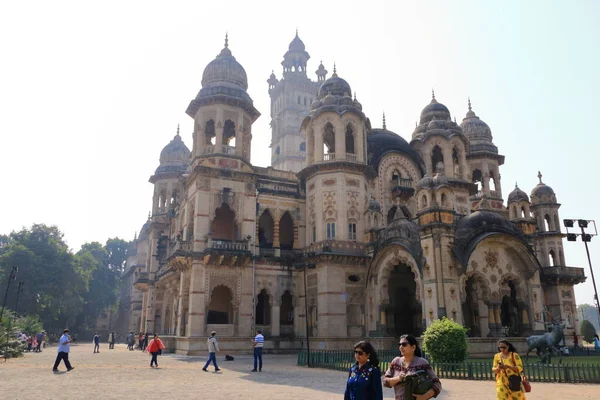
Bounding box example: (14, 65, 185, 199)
(399, 334, 423, 357)
(353, 340, 380, 367)
(154, 333, 158, 337)
(498, 339, 517, 353)
(256, 330, 262, 334)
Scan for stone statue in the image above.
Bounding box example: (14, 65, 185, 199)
(525, 323, 564, 363)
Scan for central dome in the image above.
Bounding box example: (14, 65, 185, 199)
(201, 40, 248, 91)
(317, 70, 351, 99)
(367, 128, 425, 173)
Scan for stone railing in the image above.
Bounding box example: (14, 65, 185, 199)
(323, 153, 335, 161)
(202, 146, 215, 154)
(345, 153, 357, 162)
(256, 181, 299, 195)
(222, 145, 235, 155)
(205, 238, 250, 252)
(166, 240, 193, 259)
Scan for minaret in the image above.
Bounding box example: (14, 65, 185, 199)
(268, 32, 323, 172)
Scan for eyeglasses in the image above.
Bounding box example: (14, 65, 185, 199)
(399, 342, 410, 347)
(498, 346, 507, 350)
(354, 350, 365, 356)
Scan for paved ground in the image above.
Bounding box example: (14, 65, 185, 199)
(0, 343, 598, 399)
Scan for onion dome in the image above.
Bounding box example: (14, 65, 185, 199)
(353, 92, 362, 110)
(310, 98, 322, 110)
(508, 183, 529, 204)
(375, 206, 423, 265)
(339, 91, 353, 105)
(453, 210, 532, 269)
(282, 31, 310, 75)
(530, 171, 557, 204)
(367, 125, 425, 174)
(267, 70, 278, 87)
(368, 197, 382, 212)
(288, 33, 306, 52)
(155, 126, 190, 175)
(460, 98, 498, 154)
(416, 175, 435, 190)
(201, 34, 247, 91)
(315, 61, 328, 80)
(317, 64, 351, 99)
(419, 90, 451, 125)
(322, 91, 336, 105)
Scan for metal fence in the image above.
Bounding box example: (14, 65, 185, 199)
(297, 350, 600, 384)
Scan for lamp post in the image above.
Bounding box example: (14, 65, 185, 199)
(294, 252, 316, 367)
(0, 266, 18, 323)
(564, 219, 600, 325)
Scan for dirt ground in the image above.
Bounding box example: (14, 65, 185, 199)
(0, 343, 598, 399)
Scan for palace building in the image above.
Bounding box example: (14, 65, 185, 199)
(115, 33, 585, 354)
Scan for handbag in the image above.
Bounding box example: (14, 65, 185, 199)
(403, 370, 434, 400)
(507, 353, 522, 392)
(522, 374, 531, 393)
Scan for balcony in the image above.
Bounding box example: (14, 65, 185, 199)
(203, 146, 215, 154)
(222, 145, 235, 155)
(345, 153, 357, 162)
(323, 153, 335, 161)
(541, 266, 586, 285)
(203, 238, 252, 267)
(201, 145, 236, 155)
(133, 272, 149, 292)
(391, 177, 414, 197)
(321, 153, 360, 163)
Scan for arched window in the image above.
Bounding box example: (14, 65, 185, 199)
(472, 169, 483, 191)
(345, 124, 355, 154)
(258, 210, 274, 248)
(373, 214, 379, 227)
(489, 171, 497, 192)
(348, 222, 357, 241)
(280, 290, 294, 326)
(207, 285, 233, 324)
(441, 193, 448, 207)
(298, 96, 301, 104)
(549, 250, 557, 266)
(521, 207, 526, 218)
(299, 142, 306, 157)
(326, 221, 336, 239)
(544, 214, 551, 232)
(256, 289, 271, 326)
(452, 147, 461, 177)
(279, 212, 295, 250)
(432, 146, 444, 173)
(205, 119, 216, 145)
(421, 195, 428, 209)
(323, 123, 335, 158)
(223, 120, 235, 146)
(211, 203, 237, 241)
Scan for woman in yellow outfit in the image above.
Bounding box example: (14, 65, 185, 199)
(492, 340, 526, 400)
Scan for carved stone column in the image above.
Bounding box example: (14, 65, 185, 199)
(487, 302, 497, 337)
(176, 272, 185, 336)
(187, 261, 206, 337)
(271, 298, 281, 337)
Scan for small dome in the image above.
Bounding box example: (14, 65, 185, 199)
(339, 92, 353, 105)
(310, 98, 322, 110)
(432, 171, 449, 186)
(419, 92, 451, 125)
(201, 38, 248, 91)
(508, 183, 529, 204)
(368, 198, 381, 212)
(322, 91, 337, 105)
(376, 210, 422, 262)
(156, 131, 190, 175)
(353, 96, 362, 110)
(460, 99, 497, 153)
(318, 69, 352, 99)
(416, 175, 434, 190)
(367, 128, 425, 173)
(530, 172, 556, 204)
(288, 34, 306, 52)
(427, 116, 448, 131)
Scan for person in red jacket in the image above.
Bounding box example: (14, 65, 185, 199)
(146, 333, 166, 368)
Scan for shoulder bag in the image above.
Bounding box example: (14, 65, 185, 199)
(403, 369, 434, 400)
(512, 352, 532, 393)
(507, 353, 522, 392)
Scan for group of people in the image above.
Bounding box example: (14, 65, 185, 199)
(201, 329, 265, 372)
(344, 337, 529, 400)
(125, 331, 149, 351)
(17, 331, 46, 353)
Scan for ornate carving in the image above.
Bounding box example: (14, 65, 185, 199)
(209, 273, 240, 304)
(346, 179, 359, 187)
(323, 179, 337, 186)
(485, 250, 498, 269)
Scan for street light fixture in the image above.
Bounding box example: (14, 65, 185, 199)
(294, 252, 316, 368)
(564, 219, 600, 323)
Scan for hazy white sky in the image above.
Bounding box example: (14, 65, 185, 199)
(1, 1, 600, 306)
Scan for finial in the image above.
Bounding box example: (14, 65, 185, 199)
(537, 171, 543, 184)
(468, 97, 472, 111)
(382, 112, 387, 130)
(453, 116, 457, 123)
(147, 211, 151, 219)
(353, 91, 357, 101)
(134, 231, 137, 240)
(415, 121, 418, 128)
(432, 88, 435, 100)
(224, 32, 229, 48)
(296, 27, 298, 37)
(332, 62, 337, 77)
(515, 181, 518, 188)
(176, 123, 180, 137)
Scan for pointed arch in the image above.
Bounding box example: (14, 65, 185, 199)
(258, 209, 275, 248)
(211, 203, 237, 240)
(345, 123, 355, 154)
(323, 122, 335, 155)
(432, 145, 444, 173)
(223, 119, 236, 146)
(279, 211, 295, 250)
(205, 119, 216, 145)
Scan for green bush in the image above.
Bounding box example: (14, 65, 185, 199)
(16, 314, 43, 336)
(0, 310, 25, 359)
(422, 317, 468, 363)
(580, 319, 597, 344)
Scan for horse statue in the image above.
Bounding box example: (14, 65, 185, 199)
(525, 323, 565, 363)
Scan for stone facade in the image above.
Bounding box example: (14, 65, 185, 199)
(116, 34, 586, 354)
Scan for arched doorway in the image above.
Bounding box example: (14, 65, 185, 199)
(258, 210, 274, 248)
(462, 275, 489, 337)
(387, 264, 422, 337)
(500, 280, 520, 336)
(280, 290, 293, 326)
(256, 289, 271, 326)
(279, 212, 294, 250)
(207, 285, 233, 324)
(211, 203, 237, 240)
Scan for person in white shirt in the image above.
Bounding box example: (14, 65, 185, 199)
(251, 330, 264, 372)
(52, 329, 74, 372)
(202, 331, 221, 372)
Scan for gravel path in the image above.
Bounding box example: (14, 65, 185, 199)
(0, 343, 598, 399)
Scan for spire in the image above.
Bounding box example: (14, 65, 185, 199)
(537, 171, 543, 184)
(175, 123, 180, 138)
(468, 97, 472, 111)
(432, 88, 436, 100)
(224, 32, 229, 48)
(353, 91, 357, 101)
(147, 211, 151, 220)
(134, 231, 137, 240)
(515, 181, 518, 189)
(296, 27, 298, 37)
(382, 112, 387, 130)
(332, 62, 338, 77)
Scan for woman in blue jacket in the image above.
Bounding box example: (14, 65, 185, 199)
(345, 341, 383, 400)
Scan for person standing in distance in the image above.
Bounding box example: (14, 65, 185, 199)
(251, 329, 264, 372)
(53, 329, 74, 372)
(202, 331, 221, 372)
(93, 332, 100, 353)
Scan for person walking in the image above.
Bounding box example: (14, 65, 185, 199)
(108, 332, 115, 349)
(35, 331, 44, 352)
(594, 334, 599, 353)
(251, 329, 264, 372)
(52, 329, 74, 372)
(138, 332, 144, 350)
(492, 339, 526, 400)
(146, 333, 165, 368)
(202, 331, 221, 372)
(143, 332, 149, 351)
(128, 331, 135, 350)
(383, 334, 442, 400)
(344, 341, 383, 400)
(93, 332, 100, 353)
(573, 333, 579, 353)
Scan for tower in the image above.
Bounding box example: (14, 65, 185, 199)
(460, 98, 506, 212)
(268, 32, 324, 172)
(187, 34, 260, 168)
(507, 183, 536, 235)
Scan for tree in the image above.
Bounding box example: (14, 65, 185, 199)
(0, 224, 88, 333)
(577, 304, 600, 332)
(105, 238, 129, 273)
(422, 317, 468, 363)
(580, 319, 597, 343)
